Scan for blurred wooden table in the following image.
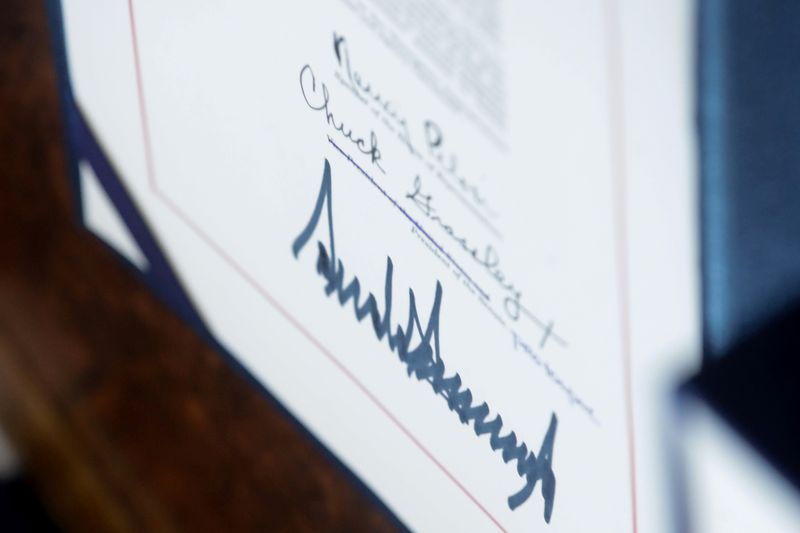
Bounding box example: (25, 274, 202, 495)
(0, 2, 398, 531)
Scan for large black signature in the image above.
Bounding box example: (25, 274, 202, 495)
(292, 158, 558, 522)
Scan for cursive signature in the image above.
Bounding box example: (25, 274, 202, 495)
(292, 158, 558, 522)
(425, 120, 496, 217)
(333, 33, 417, 156)
(407, 175, 523, 320)
(300, 64, 385, 173)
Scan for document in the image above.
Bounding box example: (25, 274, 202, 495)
(59, 1, 700, 530)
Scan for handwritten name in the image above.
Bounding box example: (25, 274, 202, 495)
(425, 120, 496, 217)
(292, 158, 558, 522)
(407, 175, 523, 320)
(300, 64, 385, 173)
(333, 33, 417, 156)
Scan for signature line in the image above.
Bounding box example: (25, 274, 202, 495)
(327, 136, 490, 302)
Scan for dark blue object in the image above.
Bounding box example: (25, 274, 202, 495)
(700, 0, 800, 358)
(686, 300, 800, 494)
(677, 1, 800, 526)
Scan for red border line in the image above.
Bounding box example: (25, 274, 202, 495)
(603, 1, 639, 532)
(127, 1, 507, 530)
(128, 1, 156, 192)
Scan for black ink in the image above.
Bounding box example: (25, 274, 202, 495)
(333, 33, 417, 156)
(406, 175, 523, 321)
(424, 120, 495, 217)
(300, 64, 385, 173)
(293, 159, 558, 522)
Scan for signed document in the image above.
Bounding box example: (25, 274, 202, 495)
(59, 1, 700, 531)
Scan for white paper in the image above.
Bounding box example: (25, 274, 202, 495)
(60, 1, 701, 531)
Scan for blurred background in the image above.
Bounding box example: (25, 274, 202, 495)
(2, 1, 800, 532)
(0, 1, 398, 531)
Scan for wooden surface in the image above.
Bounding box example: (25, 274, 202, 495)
(0, 2, 398, 531)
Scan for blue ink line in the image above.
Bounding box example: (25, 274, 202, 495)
(327, 136, 491, 301)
